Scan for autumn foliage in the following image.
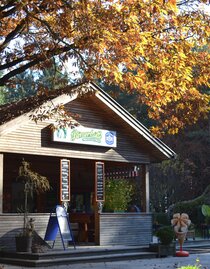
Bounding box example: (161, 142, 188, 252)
(0, 0, 209, 136)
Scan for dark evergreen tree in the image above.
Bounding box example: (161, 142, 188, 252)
(2, 60, 69, 104)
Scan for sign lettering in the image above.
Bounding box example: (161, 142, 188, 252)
(60, 159, 70, 202)
(53, 127, 117, 148)
(95, 162, 105, 202)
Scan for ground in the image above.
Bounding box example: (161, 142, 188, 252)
(1, 253, 209, 269)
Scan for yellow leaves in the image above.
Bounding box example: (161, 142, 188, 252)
(1, 0, 209, 136)
(113, 71, 123, 84)
(114, 3, 123, 12)
(145, 61, 154, 69)
(179, 52, 187, 59)
(38, 1, 210, 135)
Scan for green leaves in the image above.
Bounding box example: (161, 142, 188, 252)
(104, 179, 133, 212)
(201, 204, 210, 217)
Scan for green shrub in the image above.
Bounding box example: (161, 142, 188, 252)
(156, 226, 174, 245)
(171, 203, 204, 225)
(153, 212, 170, 225)
(104, 179, 133, 212)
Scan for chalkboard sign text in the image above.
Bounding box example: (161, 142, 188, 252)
(95, 162, 105, 202)
(60, 159, 70, 202)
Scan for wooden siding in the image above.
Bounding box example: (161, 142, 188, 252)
(99, 213, 153, 246)
(0, 213, 152, 251)
(0, 96, 150, 164)
(0, 214, 50, 251)
(0, 214, 78, 252)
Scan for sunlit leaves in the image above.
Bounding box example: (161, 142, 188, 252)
(0, 0, 209, 136)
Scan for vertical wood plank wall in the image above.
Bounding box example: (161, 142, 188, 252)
(99, 213, 153, 245)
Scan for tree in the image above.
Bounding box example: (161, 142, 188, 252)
(2, 63, 69, 104)
(0, 87, 6, 105)
(2, 71, 37, 103)
(150, 114, 210, 212)
(0, 0, 209, 135)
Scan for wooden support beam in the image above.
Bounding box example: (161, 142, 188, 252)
(141, 164, 150, 213)
(94, 201, 100, 245)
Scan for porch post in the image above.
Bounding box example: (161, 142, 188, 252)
(141, 164, 150, 213)
(0, 154, 3, 213)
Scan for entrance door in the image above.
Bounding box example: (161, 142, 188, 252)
(69, 159, 95, 243)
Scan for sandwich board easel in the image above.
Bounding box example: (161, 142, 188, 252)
(44, 205, 76, 250)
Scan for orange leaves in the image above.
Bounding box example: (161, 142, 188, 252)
(0, 0, 210, 136)
(169, 0, 176, 5)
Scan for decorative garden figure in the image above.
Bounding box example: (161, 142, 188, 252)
(171, 213, 191, 257)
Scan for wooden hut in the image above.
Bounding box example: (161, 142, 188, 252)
(0, 82, 176, 251)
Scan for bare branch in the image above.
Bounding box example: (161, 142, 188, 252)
(0, 0, 16, 12)
(0, 57, 26, 71)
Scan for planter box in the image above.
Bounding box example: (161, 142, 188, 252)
(158, 243, 176, 257)
(15, 236, 32, 253)
(149, 242, 176, 258)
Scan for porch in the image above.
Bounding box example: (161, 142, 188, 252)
(0, 212, 153, 252)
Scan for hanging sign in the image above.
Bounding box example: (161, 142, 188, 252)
(95, 162, 105, 202)
(53, 126, 117, 148)
(60, 159, 70, 202)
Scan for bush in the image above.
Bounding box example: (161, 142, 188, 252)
(156, 226, 174, 245)
(153, 212, 170, 226)
(172, 203, 201, 225)
(104, 179, 133, 212)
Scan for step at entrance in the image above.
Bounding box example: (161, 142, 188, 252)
(0, 246, 156, 267)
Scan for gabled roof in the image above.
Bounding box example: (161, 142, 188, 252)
(91, 83, 176, 160)
(0, 81, 176, 160)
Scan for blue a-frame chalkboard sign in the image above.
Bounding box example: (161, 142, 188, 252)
(44, 205, 76, 250)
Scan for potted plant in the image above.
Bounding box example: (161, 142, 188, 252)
(15, 217, 35, 252)
(15, 159, 51, 252)
(103, 179, 133, 212)
(156, 226, 175, 257)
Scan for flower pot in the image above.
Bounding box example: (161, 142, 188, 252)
(157, 242, 176, 257)
(15, 235, 32, 252)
